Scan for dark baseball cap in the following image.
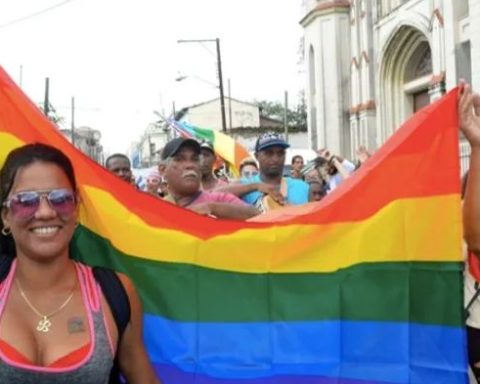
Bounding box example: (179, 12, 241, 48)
(255, 132, 290, 152)
(200, 140, 215, 154)
(161, 137, 201, 160)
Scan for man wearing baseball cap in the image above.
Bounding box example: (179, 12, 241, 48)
(218, 132, 309, 211)
(161, 137, 258, 219)
(199, 140, 228, 191)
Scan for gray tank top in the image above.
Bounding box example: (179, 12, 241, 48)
(0, 261, 114, 384)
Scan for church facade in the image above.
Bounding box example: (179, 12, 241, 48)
(301, 0, 474, 158)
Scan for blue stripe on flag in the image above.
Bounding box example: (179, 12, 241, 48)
(143, 314, 467, 383)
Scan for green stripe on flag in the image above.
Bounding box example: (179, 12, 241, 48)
(191, 126, 215, 144)
(72, 226, 464, 327)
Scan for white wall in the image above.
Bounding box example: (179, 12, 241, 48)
(183, 98, 260, 130)
(303, 4, 351, 156)
(138, 129, 169, 166)
(469, 0, 480, 91)
(234, 132, 309, 152)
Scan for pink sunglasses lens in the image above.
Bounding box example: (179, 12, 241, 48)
(10, 199, 39, 218)
(9, 190, 76, 219)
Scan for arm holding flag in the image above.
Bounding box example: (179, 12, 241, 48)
(117, 274, 162, 384)
(190, 201, 259, 220)
(459, 82, 480, 255)
(217, 181, 286, 205)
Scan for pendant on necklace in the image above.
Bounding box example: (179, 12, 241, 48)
(36, 316, 51, 333)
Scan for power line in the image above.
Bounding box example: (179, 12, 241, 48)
(199, 42, 217, 59)
(54, 105, 103, 112)
(0, 0, 77, 30)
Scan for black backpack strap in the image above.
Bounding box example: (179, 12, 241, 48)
(92, 266, 131, 335)
(466, 282, 480, 320)
(92, 266, 131, 384)
(0, 255, 14, 283)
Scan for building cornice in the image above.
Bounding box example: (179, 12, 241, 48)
(360, 51, 370, 65)
(432, 8, 444, 27)
(300, 0, 351, 27)
(350, 100, 376, 115)
(351, 57, 359, 69)
(430, 71, 445, 86)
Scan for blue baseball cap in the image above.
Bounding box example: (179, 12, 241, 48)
(255, 132, 290, 152)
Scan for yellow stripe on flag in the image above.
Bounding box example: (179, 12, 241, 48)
(79, 185, 462, 273)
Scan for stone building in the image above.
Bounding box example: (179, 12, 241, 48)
(131, 123, 170, 168)
(60, 126, 103, 164)
(301, 0, 472, 159)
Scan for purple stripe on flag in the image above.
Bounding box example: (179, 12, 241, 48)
(154, 363, 392, 384)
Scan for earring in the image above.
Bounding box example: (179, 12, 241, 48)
(1, 227, 11, 236)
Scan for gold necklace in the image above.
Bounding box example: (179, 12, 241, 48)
(15, 279, 76, 333)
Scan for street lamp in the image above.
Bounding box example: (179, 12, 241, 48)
(177, 38, 227, 133)
(175, 74, 219, 89)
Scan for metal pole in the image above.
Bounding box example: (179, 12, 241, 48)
(216, 38, 227, 133)
(148, 135, 153, 167)
(284, 91, 289, 143)
(19, 65, 23, 88)
(71, 97, 75, 146)
(228, 79, 232, 129)
(44, 77, 50, 116)
(177, 38, 227, 132)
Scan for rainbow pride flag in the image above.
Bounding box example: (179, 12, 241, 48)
(0, 66, 467, 383)
(169, 119, 250, 176)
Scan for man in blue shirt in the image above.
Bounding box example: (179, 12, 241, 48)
(241, 132, 309, 209)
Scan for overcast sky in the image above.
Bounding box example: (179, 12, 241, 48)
(0, 0, 306, 154)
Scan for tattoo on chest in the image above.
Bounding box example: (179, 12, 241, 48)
(67, 316, 86, 333)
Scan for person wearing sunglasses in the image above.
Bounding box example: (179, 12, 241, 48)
(0, 143, 160, 383)
(239, 159, 259, 179)
(145, 170, 166, 198)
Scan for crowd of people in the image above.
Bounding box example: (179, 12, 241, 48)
(106, 131, 371, 220)
(1, 82, 480, 382)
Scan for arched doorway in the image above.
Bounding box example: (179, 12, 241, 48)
(404, 42, 432, 112)
(379, 26, 432, 141)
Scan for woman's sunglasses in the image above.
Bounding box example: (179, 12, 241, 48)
(2, 189, 77, 220)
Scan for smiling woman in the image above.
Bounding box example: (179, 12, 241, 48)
(0, 143, 160, 383)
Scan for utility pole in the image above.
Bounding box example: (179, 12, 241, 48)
(19, 65, 23, 88)
(148, 135, 153, 167)
(71, 97, 75, 146)
(228, 79, 232, 129)
(177, 38, 228, 133)
(284, 91, 289, 143)
(216, 38, 227, 133)
(43, 77, 50, 116)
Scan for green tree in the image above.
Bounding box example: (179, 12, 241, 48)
(255, 94, 307, 129)
(37, 102, 64, 126)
